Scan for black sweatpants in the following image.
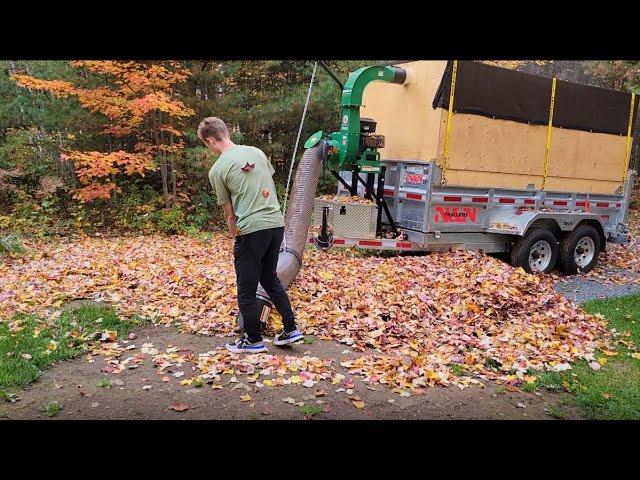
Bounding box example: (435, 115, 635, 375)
(234, 226, 296, 343)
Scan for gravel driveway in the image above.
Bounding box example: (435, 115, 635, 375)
(554, 266, 640, 304)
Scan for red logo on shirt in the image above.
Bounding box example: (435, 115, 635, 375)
(241, 162, 255, 172)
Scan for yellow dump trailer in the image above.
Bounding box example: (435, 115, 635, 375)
(361, 60, 637, 195)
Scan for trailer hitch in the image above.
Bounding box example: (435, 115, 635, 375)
(316, 205, 334, 249)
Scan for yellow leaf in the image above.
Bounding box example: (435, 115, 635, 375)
(263, 379, 273, 386)
(240, 394, 252, 402)
(180, 379, 192, 386)
(597, 357, 607, 366)
(290, 375, 302, 384)
(352, 400, 365, 409)
(630, 353, 640, 360)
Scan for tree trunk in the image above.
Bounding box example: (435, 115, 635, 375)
(170, 134, 177, 203)
(155, 111, 170, 209)
(160, 160, 170, 209)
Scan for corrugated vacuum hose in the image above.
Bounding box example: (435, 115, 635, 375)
(236, 142, 326, 331)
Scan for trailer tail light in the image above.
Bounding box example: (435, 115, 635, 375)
(359, 240, 382, 247)
(499, 198, 515, 204)
(524, 199, 535, 205)
(472, 197, 488, 203)
(576, 201, 586, 207)
(597, 202, 609, 208)
(405, 193, 423, 200)
(443, 196, 462, 202)
(333, 239, 345, 245)
(553, 200, 568, 206)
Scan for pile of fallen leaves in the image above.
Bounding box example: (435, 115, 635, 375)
(0, 232, 615, 391)
(316, 194, 375, 205)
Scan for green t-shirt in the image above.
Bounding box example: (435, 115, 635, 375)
(208, 145, 285, 236)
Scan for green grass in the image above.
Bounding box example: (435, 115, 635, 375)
(450, 364, 465, 376)
(0, 303, 145, 392)
(535, 371, 567, 392)
(303, 337, 314, 345)
(533, 294, 640, 419)
(299, 404, 323, 417)
(545, 404, 565, 419)
(42, 401, 63, 417)
(583, 294, 640, 347)
(97, 377, 111, 388)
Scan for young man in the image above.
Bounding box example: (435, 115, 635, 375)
(198, 117, 304, 353)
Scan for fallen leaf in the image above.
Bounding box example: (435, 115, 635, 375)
(21, 353, 32, 360)
(352, 400, 365, 409)
(168, 402, 189, 412)
(240, 394, 252, 402)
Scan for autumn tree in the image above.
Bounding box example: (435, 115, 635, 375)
(12, 61, 195, 206)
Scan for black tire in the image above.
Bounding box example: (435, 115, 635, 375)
(558, 225, 601, 274)
(510, 229, 558, 274)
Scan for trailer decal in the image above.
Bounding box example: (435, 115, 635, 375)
(405, 173, 425, 184)
(434, 206, 478, 223)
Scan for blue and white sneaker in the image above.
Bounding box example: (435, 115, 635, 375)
(273, 329, 304, 346)
(225, 336, 268, 354)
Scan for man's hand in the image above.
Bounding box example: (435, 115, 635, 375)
(227, 215, 240, 237)
(222, 202, 239, 237)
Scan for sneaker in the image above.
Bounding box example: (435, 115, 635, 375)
(273, 329, 304, 346)
(225, 336, 268, 354)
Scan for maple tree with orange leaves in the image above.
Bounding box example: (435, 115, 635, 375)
(12, 61, 195, 204)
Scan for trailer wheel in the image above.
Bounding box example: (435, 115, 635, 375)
(558, 225, 601, 274)
(510, 229, 558, 274)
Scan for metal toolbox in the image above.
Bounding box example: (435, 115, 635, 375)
(313, 197, 378, 239)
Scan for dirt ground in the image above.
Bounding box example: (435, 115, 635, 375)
(0, 325, 582, 420)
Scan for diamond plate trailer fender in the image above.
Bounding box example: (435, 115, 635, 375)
(487, 209, 606, 237)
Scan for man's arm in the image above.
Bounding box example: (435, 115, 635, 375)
(209, 165, 239, 236)
(221, 202, 240, 237)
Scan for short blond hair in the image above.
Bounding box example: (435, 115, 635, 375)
(197, 117, 230, 142)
